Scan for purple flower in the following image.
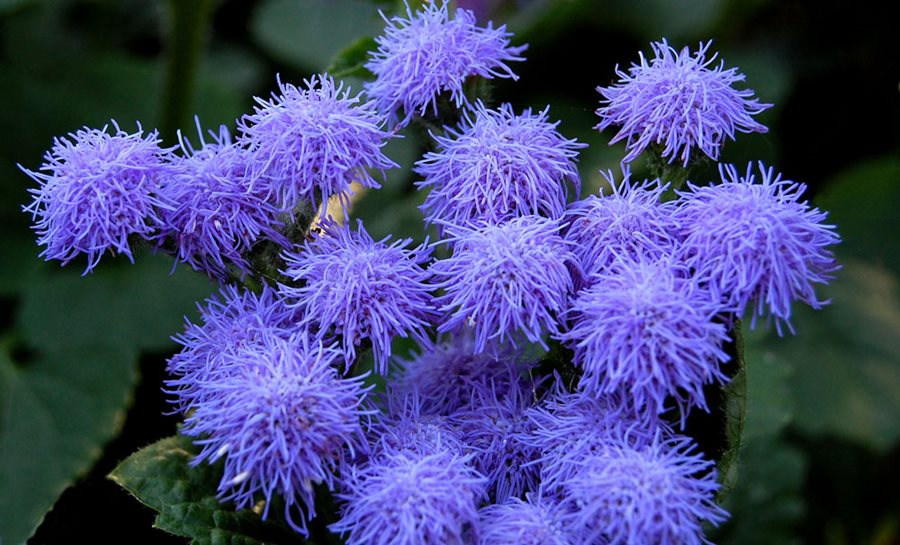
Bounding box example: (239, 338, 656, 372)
(238, 74, 396, 211)
(558, 259, 730, 417)
(562, 432, 728, 545)
(564, 172, 681, 282)
(280, 220, 437, 374)
(371, 393, 467, 458)
(431, 215, 577, 353)
(165, 284, 297, 413)
(478, 495, 573, 545)
(156, 123, 288, 278)
(365, 1, 526, 125)
(595, 39, 771, 166)
(416, 101, 584, 230)
(332, 449, 486, 545)
(675, 162, 840, 333)
(20, 121, 173, 273)
(181, 334, 372, 536)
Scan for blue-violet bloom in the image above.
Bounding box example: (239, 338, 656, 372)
(477, 494, 573, 545)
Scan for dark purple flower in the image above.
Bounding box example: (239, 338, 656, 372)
(156, 123, 288, 278)
(332, 449, 486, 545)
(564, 171, 681, 281)
(595, 39, 771, 166)
(416, 101, 584, 230)
(562, 432, 728, 545)
(182, 334, 372, 536)
(365, 1, 526, 126)
(280, 220, 437, 374)
(478, 494, 573, 545)
(558, 259, 730, 417)
(675, 162, 840, 333)
(238, 74, 396, 211)
(431, 215, 576, 353)
(21, 121, 173, 273)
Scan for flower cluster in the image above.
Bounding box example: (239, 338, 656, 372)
(21, 3, 841, 544)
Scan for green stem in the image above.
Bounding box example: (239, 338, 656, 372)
(160, 0, 218, 141)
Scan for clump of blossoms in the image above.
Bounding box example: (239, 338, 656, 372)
(20, 3, 841, 544)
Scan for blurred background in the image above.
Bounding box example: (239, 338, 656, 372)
(0, 0, 897, 544)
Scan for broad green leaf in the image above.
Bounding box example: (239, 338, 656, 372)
(251, 0, 384, 72)
(0, 229, 45, 296)
(741, 326, 795, 440)
(17, 253, 214, 354)
(326, 36, 378, 80)
(0, 343, 138, 545)
(109, 434, 306, 545)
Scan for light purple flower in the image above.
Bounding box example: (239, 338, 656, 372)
(332, 449, 486, 545)
(280, 220, 437, 374)
(478, 495, 573, 545)
(596, 39, 771, 166)
(558, 259, 730, 418)
(416, 101, 584, 230)
(675, 162, 840, 333)
(562, 432, 728, 545)
(431, 215, 577, 353)
(371, 393, 467, 458)
(182, 333, 372, 536)
(238, 74, 396, 211)
(21, 121, 173, 273)
(156, 123, 288, 279)
(365, 1, 526, 126)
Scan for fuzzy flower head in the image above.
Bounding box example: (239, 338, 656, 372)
(332, 449, 487, 545)
(563, 433, 728, 545)
(564, 172, 681, 281)
(280, 220, 437, 374)
(371, 393, 467, 458)
(559, 259, 730, 418)
(596, 39, 771, 166)
(21, 121, 172, 273)
(676, 162, 840, 333)
(156, 123, 288, 278)
(365, 1, 526, 125)
(238, 74, 397, 211)
(182, 334, 372, 536)
(432, 215, 577, 353)
(416, 102, 585, 230)
(478, 495, 573, 545)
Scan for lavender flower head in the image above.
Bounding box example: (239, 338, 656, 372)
(332, 449, 486, 545)
(676, 162, 840, 333)
(431, 215, 576, 353)
(156, 123, 288, 278)
(564, 172, 681, 280)
(563, 432, 728, 545)
(238, 74, 396, 211)
(365, 1, 526, 125)
(596, 39, 771, 166)
(559, 259, 730, 417)
(21, 121, 172, 273)
(182, 334, 372, 536)
(280, 220, 437, 374)
(371, 393, 467, 457)
(416, 101, 584, 230)
(478, 495, 573, 545)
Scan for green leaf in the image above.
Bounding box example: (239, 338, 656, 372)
(0, 343, 138, 545)
(325, 35, 377, 80)
(716, 322, 747, 500)
(108, 434, 306, 545)
(17, 253, 214, 353)
(251, 0, 384, 72)
(741, 326, 795, 440)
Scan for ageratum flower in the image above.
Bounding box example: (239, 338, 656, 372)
(366, 1, 526, 125)
(416, 102, 584, 230)
(559, 259, 730, 418)
(563, 432, 728, 545)
(182, 334, 372, 536)
(280, 220, 437, 374)
(371, 393, 467, 458)
(156, 123, 288, 278)
(676, 162, 840, 334)
(238, 74, 396, 211)
(596, 39, 771, 166)
(431, 216, 576, 353)
(21, 121, 172, 273)
(478, 495, 573, 545)
(564, 172, 680, 281)
(332, 449, 486, 545)
(165, 284, 296, 413)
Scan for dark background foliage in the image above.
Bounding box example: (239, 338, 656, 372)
(0, 1, 897, 544)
